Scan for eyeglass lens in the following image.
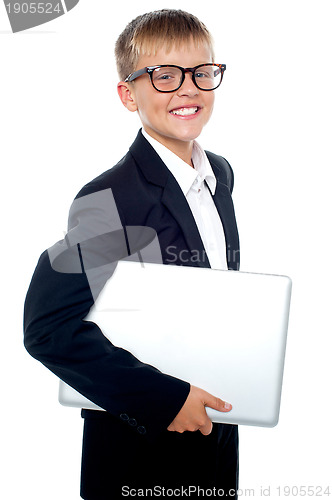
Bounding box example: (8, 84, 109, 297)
(152, 65, 222, 91)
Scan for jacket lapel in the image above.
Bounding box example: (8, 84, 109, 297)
(161, 174, 210, 268)
(208, 159, 240, 270)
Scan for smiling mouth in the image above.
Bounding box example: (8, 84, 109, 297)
(170, 106, 200, 116)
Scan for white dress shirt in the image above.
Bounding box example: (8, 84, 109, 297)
(141, 128, 228, 270)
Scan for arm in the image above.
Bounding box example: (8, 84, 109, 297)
(24, 187, 190, 441)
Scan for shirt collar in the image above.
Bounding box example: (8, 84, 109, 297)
(141, 128, 217, 196)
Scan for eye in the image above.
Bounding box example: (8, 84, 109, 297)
(156, 73, 175, 81)
(153, 67, 180, 83)
(195, 71, 212, 79)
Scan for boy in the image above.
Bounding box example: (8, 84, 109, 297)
(24, 9, 240, 499)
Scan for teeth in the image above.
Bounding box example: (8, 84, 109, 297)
(171, 107, 198, 116)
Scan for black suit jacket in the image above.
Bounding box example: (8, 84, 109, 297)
(24, 129, 240, 482)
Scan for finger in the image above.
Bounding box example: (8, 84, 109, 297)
(167, 422, 184, 433)
(219, 399, 232, 412)
(199, 418, 213, 436)
(203, 392, 232, 412)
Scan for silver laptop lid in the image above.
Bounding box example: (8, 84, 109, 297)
(59, 261, 292, 427)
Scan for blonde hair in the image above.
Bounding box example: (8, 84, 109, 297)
(115, 9, 215, 81)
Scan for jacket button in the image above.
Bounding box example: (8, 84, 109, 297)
(137, 426, 146, 435)
(128, 418, 137, 426)
(120, 413, 129, 421)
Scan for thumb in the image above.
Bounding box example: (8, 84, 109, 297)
(203, 392, 232, 413)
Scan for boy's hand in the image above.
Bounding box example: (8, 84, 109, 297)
(167, 385, 232, 436)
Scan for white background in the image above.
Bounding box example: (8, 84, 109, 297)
(1, 0, 331, 498)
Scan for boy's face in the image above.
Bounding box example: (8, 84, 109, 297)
(118, 40, 215, 153)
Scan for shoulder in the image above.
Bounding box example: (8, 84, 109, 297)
(205, 150, 235, 194)
(65, 151, 142, 230)
(68, 138, 162, 229)
(75, 151, 138, 200)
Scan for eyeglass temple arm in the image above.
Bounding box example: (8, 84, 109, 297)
(124, 67, 152, 82)
(213, 64, 226, 77)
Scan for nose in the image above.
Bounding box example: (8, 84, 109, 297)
(177, 71, 199, 97)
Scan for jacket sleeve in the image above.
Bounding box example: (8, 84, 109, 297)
(23, 185, 190, 441)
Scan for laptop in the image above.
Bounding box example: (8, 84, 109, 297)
(59, 260, 292, 427)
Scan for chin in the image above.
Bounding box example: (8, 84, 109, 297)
(172, 128, 203, 142)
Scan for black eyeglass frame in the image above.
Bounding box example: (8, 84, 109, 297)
(124, 63, 226, 93)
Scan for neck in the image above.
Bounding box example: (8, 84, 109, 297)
(143, 128, 194, 168)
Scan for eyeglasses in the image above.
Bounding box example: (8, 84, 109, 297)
(124, 63, 226, 93)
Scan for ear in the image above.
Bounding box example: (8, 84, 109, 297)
(117, 82, 138, 112)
